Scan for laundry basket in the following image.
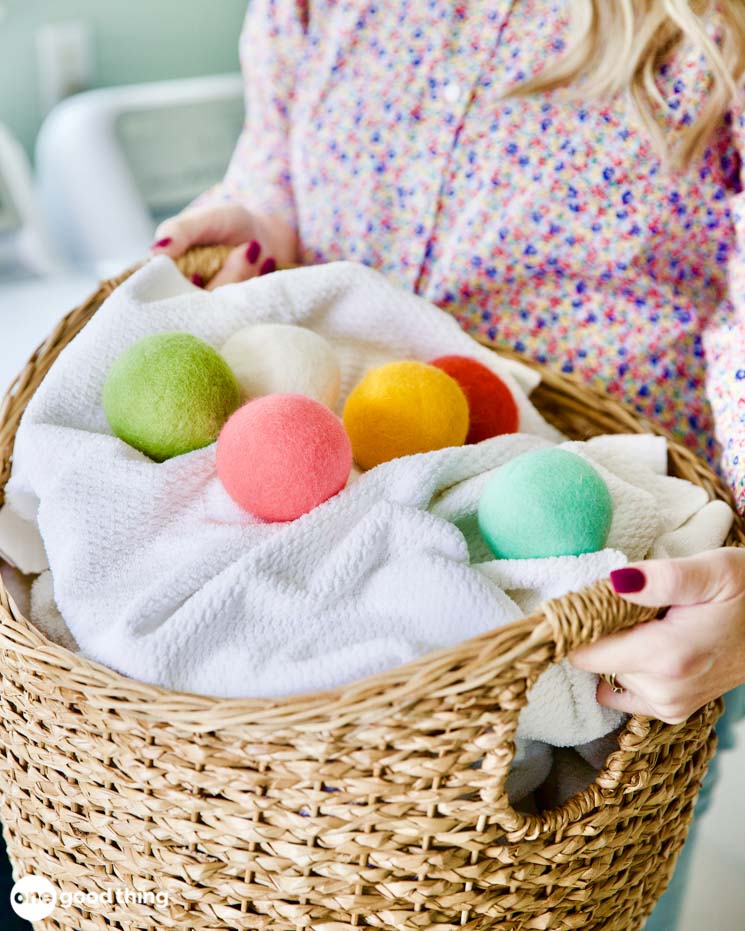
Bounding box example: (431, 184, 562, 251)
(0, 247, 741, 931)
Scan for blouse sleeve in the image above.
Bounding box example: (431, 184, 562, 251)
(697, 108, 745, 737)
(193, 0, 308, 229)
(703, 109, 745, 517)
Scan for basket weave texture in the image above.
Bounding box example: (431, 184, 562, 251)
(0, 247, 742, 931)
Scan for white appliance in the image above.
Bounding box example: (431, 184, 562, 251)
(35, 74, 244, 276)
(0, 123, 92, 394)
(0, 123, 61, 280)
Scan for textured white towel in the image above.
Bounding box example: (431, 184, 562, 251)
(650, 500, 735, 559)
(30, 571, 78, 653)
(0, 259, 731, 764)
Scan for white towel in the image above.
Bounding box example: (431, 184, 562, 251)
(534, 746, 600, 810)
(30, 571, 78, 653)
(0, 564, 30, 619)
(0, 503, 47, 573)
(0, 259, 731, 760)
(650, 500, 735, 559)
(506, 739, 554, 803)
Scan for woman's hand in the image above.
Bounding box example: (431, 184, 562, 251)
(149, 203, 299, 289)
(568, 549, 745, 724)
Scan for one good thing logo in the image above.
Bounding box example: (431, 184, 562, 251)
(10, 874, 170, 918)
(10, 875, 58, 920)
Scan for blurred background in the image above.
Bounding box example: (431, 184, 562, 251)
(0, 0, 245, 393)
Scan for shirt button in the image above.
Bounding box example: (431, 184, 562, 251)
(443, 81, 462, 104)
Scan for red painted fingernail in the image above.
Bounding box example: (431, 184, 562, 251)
(246, 240, 261, 263)
(190, 273, 204, 288)
(610, 568, 646, 594)
(259, 257, 277, 275)
(151, 237, 172, 249)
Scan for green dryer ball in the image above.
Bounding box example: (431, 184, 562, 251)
(477, 448, 613, 559)
(103, 332, 241, 461)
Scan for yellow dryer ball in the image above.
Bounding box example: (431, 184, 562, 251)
(343, 360, 470, 470)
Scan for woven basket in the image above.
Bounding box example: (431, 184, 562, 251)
(0, 246, 742, 931)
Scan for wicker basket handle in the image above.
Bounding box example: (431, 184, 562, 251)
(478, 579, 664, 840)
(539, 577, 660, 660)
(174, 244, 236, 281)
(173, 243, 301, 283)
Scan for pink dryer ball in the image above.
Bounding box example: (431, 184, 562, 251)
(216, 394, 353, 522)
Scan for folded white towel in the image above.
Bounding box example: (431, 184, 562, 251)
(650, 499, 735, 559)
(534, 746, 600, 810)
(0, 563, 30, 618)
(585, 433, 668, 476)
(0, 502, 47, 573)
(30, 571, 78, 653)
(575, 729, 626, 770)
(0, 259, 730, 765)
(506, 739, 554, 803)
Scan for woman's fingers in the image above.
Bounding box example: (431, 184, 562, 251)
(595, 675, 701, 724)
(205, 241, 277, 289)
(566, 548, 745, 725)
(205, 241, 262, 288)
(568, 550, 745, 677)
(596, 676, 659, 718)
(150, 204, 258, 259)
(607, 549, 745, 609)
(568, 613, 686, 676)
(148, 202, 279, 287)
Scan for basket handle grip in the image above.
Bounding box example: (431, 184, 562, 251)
(174, 244, 234, 282)
(173, 244, 298, 283)
(479, 579, 663, 840)
(539, 578, 660, 660)
(486, 578, 660, 678)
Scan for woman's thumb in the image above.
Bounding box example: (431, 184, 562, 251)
(610, 552, 731, 607)
(151, 204, 255, 258)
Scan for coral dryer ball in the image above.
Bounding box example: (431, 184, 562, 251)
(342, 360, 470, 470)
(103, 332, 241, 462)
(478, 448, 613, 559)
(220, 323, 341, 408)
(216, 393, 353, 522)
(430, 355, 519, 443)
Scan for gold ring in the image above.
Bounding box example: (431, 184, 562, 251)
(602, 673, 625, 694)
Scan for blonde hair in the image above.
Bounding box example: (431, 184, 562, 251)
(512, 0, 745, 168)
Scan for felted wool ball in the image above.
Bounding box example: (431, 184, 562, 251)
(430, 355, 519, 443)
(342, 360, 469, 470)
(216, 393, 352, 522)
(478, 448, 613, 559)
(103, 332, 241, 462)
(220, 324, 341, 408)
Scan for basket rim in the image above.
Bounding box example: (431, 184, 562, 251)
(0, 247, 740, 844)
(0, 248, 742, 731)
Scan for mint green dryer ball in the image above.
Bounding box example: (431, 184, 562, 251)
(103, 332, 241, 461)
(477, 448, 613, 559)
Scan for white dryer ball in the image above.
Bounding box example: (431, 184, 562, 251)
(221, 324, 341, 409)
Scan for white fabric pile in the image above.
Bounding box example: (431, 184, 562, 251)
(0, 259, 733, 805)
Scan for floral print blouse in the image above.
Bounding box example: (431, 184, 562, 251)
(204, 0, 745, 742)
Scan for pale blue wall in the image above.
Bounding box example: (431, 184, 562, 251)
(0, 0, 247, 159)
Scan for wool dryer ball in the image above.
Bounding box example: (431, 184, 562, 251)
(430, 355, 519, 443)
(342, 360, 469, 470)
(102, 332, 241, 462)
(216, 393, 353, 522)
(220, 323, 341, 408)
(478, 448, 614, 559)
